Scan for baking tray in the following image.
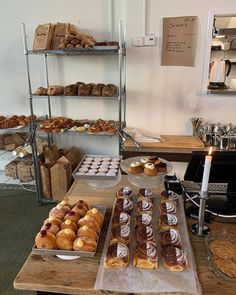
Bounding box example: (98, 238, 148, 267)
(72, 154, 122, 181)
(32, 205, 106, 258)
(205, 234, 236, 281)
(95, 194, 202, 295)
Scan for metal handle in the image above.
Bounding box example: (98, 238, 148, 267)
(121, 129, 141, 149)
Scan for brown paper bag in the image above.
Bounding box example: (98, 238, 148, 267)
(52, 22, 70, 49)
(40, 164, 52, 199)
(33, 23, 54, 50)
(17, 158, 34, 182)
(50, 156, 72, 201)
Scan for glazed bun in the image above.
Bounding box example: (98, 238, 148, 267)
(56, 228, 76, 250)
(41, 222, 60, 235)
(78, 215, 100, 233)
(64, 210, 81, 223)
(77, 225, 98, 241)
(43, 216, 62, 227)
(86, 208, 104, 226)
(73, 237, 97, 252)
(35, 230, 57, 249)
(49, 204, 70, 219)
(60, 219, 78, 233)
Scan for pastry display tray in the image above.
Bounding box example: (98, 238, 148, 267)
(95, 196, 202, 295)
(32, 205, 106, 258)
(72, 154, 122, 181)
(205, 234, 236, 281)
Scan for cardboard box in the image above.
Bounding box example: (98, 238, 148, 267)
(5, 158, 21, 178)
(33, 23, 54, 50)
(4, 133, 25, 147)
(50, 156, 72, 201)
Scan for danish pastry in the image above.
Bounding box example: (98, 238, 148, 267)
(159, 213, 178, 231)
(138, 188, 154, 203)
(160, 201, 177, 215)
(136, 213, 152, 228)
(114, 198, 133, 215)
(112, 212, 131, 226)
(116, 186, 133, 200)
(110, 224, 131, 245)
(136, 225, 156, 245)
(160, 228, 182, 249)
(160, 190, 178, 203)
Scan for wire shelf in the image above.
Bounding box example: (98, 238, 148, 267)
(32, 95, 120, 101)
(27, 46, 119, 56)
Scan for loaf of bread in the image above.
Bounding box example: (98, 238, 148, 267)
(102, 84, 117, 96)
(34, 87, 48, 96)
(78, 84, 92, 96)
(47, 86, 64, 96)
(64, 84, 77, 96)
(91, 84, 105, 96)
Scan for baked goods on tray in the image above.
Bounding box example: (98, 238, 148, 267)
(105, 242, 130, 268)
(34, 200, 105, 255)
(162, 245, 187, 272)
(134, 242, 158, 269)
(127, 155, 168, 176)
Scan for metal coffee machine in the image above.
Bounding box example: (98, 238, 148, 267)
(208, 59, 232, 89)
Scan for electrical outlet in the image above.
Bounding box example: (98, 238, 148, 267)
(144, 34, 156, 46)
(132, 36, 144, 47)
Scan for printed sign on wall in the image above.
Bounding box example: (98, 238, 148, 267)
(161, 16, 198, 67)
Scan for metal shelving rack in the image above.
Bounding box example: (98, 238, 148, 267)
(21, 22, 126, 205)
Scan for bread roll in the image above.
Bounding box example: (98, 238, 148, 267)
(47, 86, 64, 96)
(102, 84, 117, 96)
(64, 84, 77, 96)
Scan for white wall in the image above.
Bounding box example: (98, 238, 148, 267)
(126, 0, 236, 135)
(1, 0, 236, 154)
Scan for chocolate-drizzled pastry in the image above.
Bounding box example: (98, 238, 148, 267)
(137, 199, 153, 214)
(136, 213, 152, 228)
(159, 213, 178, 231)
(162, 245, 187, 271)
(136, 225, 156, 245)
(160, 201, 177, 215)
(112, 212, 130, 226)
(160, 228, 182, 248)
(116, 186, 133, 200)
(156, 162, 167, 172)
(104, 242, 129, 268)
(138, 188, 154, 203)
(160, 190, 178, 203)
(134, 242, 158, 269)
(147, 156, 159, 163)
(110, 224, 130, 245)
(114, 198, 133, 215)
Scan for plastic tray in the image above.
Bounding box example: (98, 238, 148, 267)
(32, 205, 106, 258)
(205, 234, 236, 280)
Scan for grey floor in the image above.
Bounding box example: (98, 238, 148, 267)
(0, 189, 54, 295)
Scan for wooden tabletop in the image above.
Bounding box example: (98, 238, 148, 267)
(14, 176, 236, 295)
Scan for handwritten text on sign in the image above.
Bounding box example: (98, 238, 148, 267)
(161, 16, 197, 66)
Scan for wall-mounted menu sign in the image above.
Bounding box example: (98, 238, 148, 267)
(161, 16, 197, 67)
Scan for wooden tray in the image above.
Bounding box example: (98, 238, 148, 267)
(124, 135, 204, 149)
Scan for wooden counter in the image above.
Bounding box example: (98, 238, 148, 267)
(14, 177, 236, 295)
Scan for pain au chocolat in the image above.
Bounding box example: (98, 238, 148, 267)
(104, 242, 129, 268)
(134, 242, 158, 269)
(162, 245, 187, 272)
(160, 228, 182, 249)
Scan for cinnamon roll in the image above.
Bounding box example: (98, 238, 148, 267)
(110, 224, 130, 245)
(114, 198, 133, 215)
(160, 201, 177, 215)
(112, 212, 131, 226)
(159, 213, 178, 231)
(104, 242, 129, 268)
(138, 188, 154, 203)
(160, 190, 178, 203)
(137, 199, 153, 214)
(160, 228, 182, 248)
(136, 225, 156, 245)
(134, 242, 158, 269)
(136, 213, 152, 228)
(162, 245, 187, 271)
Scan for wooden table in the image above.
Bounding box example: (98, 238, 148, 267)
(14, 176, 236, 295)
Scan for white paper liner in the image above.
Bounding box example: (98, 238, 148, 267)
(95, 195, 202, 295)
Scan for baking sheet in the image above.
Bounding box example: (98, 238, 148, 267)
(95, 195, 202, 294)
(72, 154, 122, 181)
(32, 205, 106, 258)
